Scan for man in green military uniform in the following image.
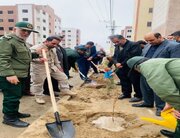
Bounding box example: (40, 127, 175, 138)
(0, 22, 39, 127)
(127, 56, 180, 138)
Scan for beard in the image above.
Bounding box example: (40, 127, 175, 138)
(15, 30, 29, 41)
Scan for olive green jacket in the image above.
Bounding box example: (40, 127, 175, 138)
(0, 34, 31, 78)
(140, 58, 180, 110)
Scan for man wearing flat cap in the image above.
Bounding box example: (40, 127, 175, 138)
(0, 21, 39, 128)
(127, 56, 180, 138)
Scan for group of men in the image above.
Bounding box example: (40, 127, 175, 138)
(0, 21, 106, 128)
(0, 21, 79, 128)
(0, 20, 179, 137)
(109, 31, 180, 138)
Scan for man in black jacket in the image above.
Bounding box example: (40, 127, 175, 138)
(109, 35, 142, 102)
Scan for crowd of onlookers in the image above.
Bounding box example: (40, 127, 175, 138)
(107, 30, 180, 138)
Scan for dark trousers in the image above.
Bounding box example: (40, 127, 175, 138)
(116, 67, 141, 98)
(175, 119, 180, 138)
(140, 75, 165, 109)
(0, 77, 26, 116)
(129, 70, 142, 98)
(43, 77, 60, 95)
(91, 60, 98, 74)
(77, 57, 90, 80)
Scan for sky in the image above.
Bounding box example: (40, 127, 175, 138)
(0, 0, 134, 50)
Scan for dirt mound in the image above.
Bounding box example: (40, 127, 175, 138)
(18, 75, 164, 138)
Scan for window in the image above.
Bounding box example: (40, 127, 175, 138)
(62, 30, 65, 32)
(9, 27, 13, 30)
(68, 35, 71, 37)
(68, 30, 71, 32)
(22, 18, 28, 21)
(149, 8, 153, 13)
(68, 39, 71, 41)
(0, 27, 4, 30)
(0, 11, 3, 14)
(43, 19, 46, 23)
(8, 19, 14, 22)
(43, 27, 46, 31)
(37, 18, 40, 21)
(8, 10, 13, 14)
(43, 35, 46, 38)
(22, 9, 28, 13)
(127, 35, 131, 38)
(127, 30, 132, 32)
(49, 30, 51, 33)
(43, 11, 46, 15)
(0, 19, 3, 22)
(147, 21, 152, 27)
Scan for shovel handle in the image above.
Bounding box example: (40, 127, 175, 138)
(90, 61, 99, 72)
(42, 49, 58, 113)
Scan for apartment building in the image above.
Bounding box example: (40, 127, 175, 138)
(132, 0, 154, 41)
(152, 0, 180, 37)
(61, 28, 81, 48)
(121, 26, 133, 40)
(0, 4, 61, 45)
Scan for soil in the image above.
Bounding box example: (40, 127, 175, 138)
(0, 72, 166, 138)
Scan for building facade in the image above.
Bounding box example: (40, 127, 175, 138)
(132, 0, 154, 41)
(61, 28, 81, 48)
(152, 0, 180, 36)
(121, 26, 133, 40)
(0, 4, 61, 45)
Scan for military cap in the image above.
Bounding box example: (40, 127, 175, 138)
(15, 22, 38, 33)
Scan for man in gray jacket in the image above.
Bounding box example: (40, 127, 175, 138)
(132, 32, 180, 116)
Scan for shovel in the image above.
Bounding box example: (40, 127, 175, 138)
(42, 49, 75, 138)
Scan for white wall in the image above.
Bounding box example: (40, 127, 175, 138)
(152, 0, 169, 30)
(17, 4, 33, 44)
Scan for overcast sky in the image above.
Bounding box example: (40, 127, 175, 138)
(0, 0, 134, 49)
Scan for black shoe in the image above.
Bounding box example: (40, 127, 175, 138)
(116, 82, 121, 85)
(132, 102, 154, 108)
(17, 112, 31, 118)
(3, 115, 29, 128)
(160, 129, 174, 138)
(155, 109, 162, 116)
(84, 78, 92, 83)
(118, 94, 131, 100)
(129, 97, 142, 102)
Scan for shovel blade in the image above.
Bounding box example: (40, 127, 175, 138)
(46, 120, 75, 138)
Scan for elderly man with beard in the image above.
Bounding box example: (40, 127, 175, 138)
(0, 22, 39, 127)
(30, 36, 76, 104)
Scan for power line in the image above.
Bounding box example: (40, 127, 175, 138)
(104, 0, 109, 20)
(95, 0, 106, 21)
(87, 0, 103, 22)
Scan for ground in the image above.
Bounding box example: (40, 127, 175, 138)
(0, 72, 168, 138)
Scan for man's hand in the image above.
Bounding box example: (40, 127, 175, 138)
(116, 63, 123, 68)
(6, 76, 19, 85)
(39, 58, 47, 63)
(161, 103, 173, 112)
(58, 67, 64, 72)
(87, 57, 93, 61)
(174, 110, 180, 119)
